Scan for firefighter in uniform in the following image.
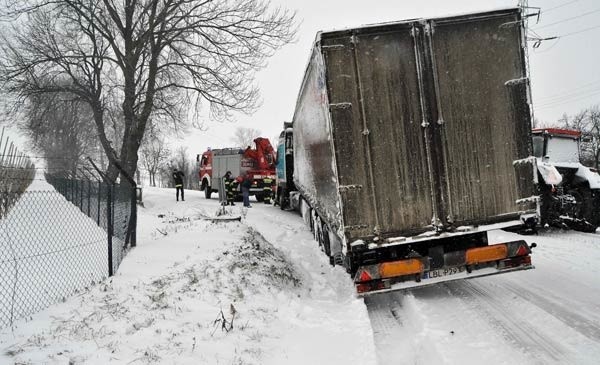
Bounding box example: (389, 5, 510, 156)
(172, 168, 185, 201)
(262, 177, 273, 204)
(224, 171, 236, 206)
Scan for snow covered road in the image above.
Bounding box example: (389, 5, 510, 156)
(221, 192, 600, 364)
(366, 229, 600, 365)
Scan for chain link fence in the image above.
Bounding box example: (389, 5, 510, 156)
(0, 173, 137, 329)
(0, 127, 35, 219)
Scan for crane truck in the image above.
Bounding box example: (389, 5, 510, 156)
(198, 138, 276, 201)
(277, 8, 538, 295)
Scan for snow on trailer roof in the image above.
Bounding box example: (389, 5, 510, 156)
(532, 128, 582, 138)
(314, 6, 521, 41)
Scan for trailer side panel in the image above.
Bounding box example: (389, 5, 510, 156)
(292, 49, 342, 229)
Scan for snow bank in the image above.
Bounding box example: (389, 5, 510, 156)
(0, 187, 375, 365)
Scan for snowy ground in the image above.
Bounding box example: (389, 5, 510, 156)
(0, 187, 375, 365)
(1, 186, 600, 364)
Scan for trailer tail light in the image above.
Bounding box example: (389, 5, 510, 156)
(379, 259, 423, 279)
(505, 240, 532, 257)
(466, 244, 508, 265)
(498, 254, 532, 269)
(354, 265, 380, 283)
(356, 280, 390, 294)
(358, 270, 372, 282)
(515, 244, 529, 256)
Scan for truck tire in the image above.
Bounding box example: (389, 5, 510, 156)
(300, 198, 312, 228)
(255, 193, 264, 202)
(279, 192, 286, 210)
(204, 184, 212, 199)
(321, 223, 334, 266)
(569, 186, 593, 222)
(278, 187, 287, 210)
(593, 190, 600, 227)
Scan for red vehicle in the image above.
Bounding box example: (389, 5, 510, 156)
(197, 138, 276, 201)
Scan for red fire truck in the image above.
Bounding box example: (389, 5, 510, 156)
(197, 138, 276, 201)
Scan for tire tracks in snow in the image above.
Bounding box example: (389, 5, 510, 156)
(365, 292, 445, 365)
(444, 280, 566, 363)
(493, 279, 600, 343)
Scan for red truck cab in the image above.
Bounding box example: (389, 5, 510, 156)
(198, 138, 277, 200)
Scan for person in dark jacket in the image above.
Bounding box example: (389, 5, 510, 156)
(223, 171, 236, 206)
(172, 168, 185, 201)
(241, 173, 252, 208)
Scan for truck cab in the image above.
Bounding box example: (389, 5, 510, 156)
(532, 128, 600, 229)
(532, 128, 581, 165)
(275, 122, 295, 208)
(197, 139, 277, 201)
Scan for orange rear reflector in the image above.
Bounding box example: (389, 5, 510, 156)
(379, 259, 423, 279)
(466, 244, 508, 264)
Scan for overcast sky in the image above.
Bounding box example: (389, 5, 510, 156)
(181, 0, 600, 153)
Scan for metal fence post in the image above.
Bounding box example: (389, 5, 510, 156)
(87, 180, 91, 216)
(107, 183, 113, 277)
(97, 181, 101, 225)
(79, 180, 84, 211)
(131, 184, 137, 247)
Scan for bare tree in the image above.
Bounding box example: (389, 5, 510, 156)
(231, 127, 262, 149)
(140, 132, 169, 187)
(556, 105, 600, 169)
(171, 146, 193, 189)
(23, 91, 97, 176)
(0, 0, 296, 183)
(586, 106, 600, 169)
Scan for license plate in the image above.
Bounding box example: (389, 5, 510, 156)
(425, 266, 465, 279)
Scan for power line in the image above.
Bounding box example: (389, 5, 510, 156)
(533, 7, 600, 30)
(560, 23, 600, 37)
(535, 89, 600, 110)
(541, 0, 580, 14)
(528, 23, 600, 48)
(536, 88, 600, 106)
(536, 80, 600, 102)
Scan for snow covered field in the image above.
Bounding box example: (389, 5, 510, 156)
(1, 186, 599, 364)
(0, 177, 109, 330)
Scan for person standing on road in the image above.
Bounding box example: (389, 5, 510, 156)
(223, 171, 236, 206)
(172, 168, 185, 201)
(241, 174, 252, 208)
(218, 171, 228, 205)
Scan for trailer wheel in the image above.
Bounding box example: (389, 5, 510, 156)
(300, 198, 312, 228)
(204, 184, 212, 199)
(278, 188, 287, 210)
(592, 189, 600, 226)
(321, 223, 334, 266)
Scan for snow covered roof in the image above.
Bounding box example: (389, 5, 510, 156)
(532, 128, 581, 139)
